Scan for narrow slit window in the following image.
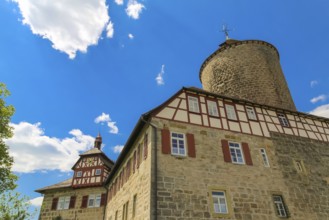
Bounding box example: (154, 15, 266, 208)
(260, 148, 270, 167)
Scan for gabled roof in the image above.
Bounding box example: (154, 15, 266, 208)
(71, 148, 115, 170)
(35, 178, 72, 193)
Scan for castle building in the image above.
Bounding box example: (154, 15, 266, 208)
(36, 38, 329, 220)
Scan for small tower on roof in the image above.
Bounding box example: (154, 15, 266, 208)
(94, 132, 102, 150)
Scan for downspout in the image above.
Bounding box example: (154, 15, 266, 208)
(141, 116, 158, 220)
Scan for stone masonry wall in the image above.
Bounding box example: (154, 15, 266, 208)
(153, 118, 328, 220)
(105, 126, 152, 220)
(271, 132, 329, 220)
(39, 187, 106, 220)
(200, 41, 296, 111)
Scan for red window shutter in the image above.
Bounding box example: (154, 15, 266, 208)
(221, 139, 231, 163)
(100, 193, 107, 206)
(186, 133, 196, 158)
(69, 196, 76, 209)
(51, 198, 58, 210)
(81, 195, 88, 208)
(161, 129, 171, 154)
(144, 134, 148, 159)
(242, 142, 253, 166)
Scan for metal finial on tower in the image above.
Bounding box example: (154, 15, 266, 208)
(221, 24, 232, 40)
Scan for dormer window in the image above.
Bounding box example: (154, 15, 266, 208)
(188, 96, 200, 113)
(76, 171, 82, 177)
(95, 169, 101, 176)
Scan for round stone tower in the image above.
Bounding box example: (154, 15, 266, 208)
(199, 39, 296, 111)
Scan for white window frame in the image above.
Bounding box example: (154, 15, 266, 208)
(207, 100, 219, 117)
(188, 96, 200, 113)
(95, 169, 101, 176)
(278, 113, 289, 127)
(246, 106, 257, 120)
(88, 194, 101, 208)
(171, 132, 186, 156)
(57, 196, 70, 210)
(273, 195, 288, 217)
(212, 191, 228, 214)
(76, 171, 82, 177)
(260, 148, 270, 167)
(225, 104, 237, 120)
(229, 142, 244, 164)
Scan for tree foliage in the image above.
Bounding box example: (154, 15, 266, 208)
(0, 82, 16, 193)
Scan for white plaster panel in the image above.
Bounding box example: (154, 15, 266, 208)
(267, 110, 276, 116)
(260, 122, 270, 137)
(267, 123, 278, 132)
(236, 104, 244, 111)
(325, 128, 329, 134)
(179, 100, 187, 110)
(203, 115, 209, 126)
(299, 129, 308, 138)
(297, 122, 304, 129)
(283, 127, 293, 135)
(201, 103, 207, 114)
(307, 131, 317, 140)
(238, 112, 248, 122)
(276, 125, 283, 133)
(265, 115, 272, 122)
(290, 121, 296, 127)
(200, 96, 205, 103)
(250, 121, 263, 136)
(174, 110, 188, 122)
(168, 98, 180, 108)
(218, 100, 223, 107)
(318, 127, 324, 133)
(306, 118, 314, 125)
(322, 134, 328, 141)
(220, 107, 226, 118)
(293, 128, 299, 136)
(255, 107, 262, 113)
(240, 122, 251, 134)
(257, 114, 265, 121)
(310, 125, 318, 132)
(91, 177, 95, 183)
(222, 118, 228, 130)
(189, 114, 202, 125)
(209, 117, 221, 128)
(287, 114, 294, 120)
(156, 107, 176, 119)
(228, 121, 241, 132)
(96, 177, 101, 182)
(179, 92, 186, 98)
(314, 120, 322, 126)
(315, 133, 323, 141)
(304, 124, 311, 131)
(271, 116, 279, 124)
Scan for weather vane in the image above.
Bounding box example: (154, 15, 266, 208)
(221, 24, 232, 40)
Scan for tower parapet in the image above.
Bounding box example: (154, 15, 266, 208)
(199, 39, 296, 111)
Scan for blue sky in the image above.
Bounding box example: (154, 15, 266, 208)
(1, 0, 329, 218)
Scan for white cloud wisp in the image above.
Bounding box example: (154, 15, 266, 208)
(155, 65, 165, 85)
(94, 113, 119, 134)
(309, 104, 329, 118)
(115, 0, 124, 5)
(113, 145, 124, 154)
(310, 94, 327, 104)
(310, 80, 318, 88)
(128, 33, 134, 39)
(13, 0, 112, 59)
(5, 122, 94, 173)
(30, 197, 44, 207)
(126, 0, 145, 19)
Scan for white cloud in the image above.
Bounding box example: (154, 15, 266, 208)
(309, 104, 329, 118)
(30, 197, 44, 207)
(126, 0, 145, 19)
(12, 0, 111, 59)
(128, 33, 134, 39)
(113, 145, 124, 153)
(115, 0, 124, 5)
(310, 80, 318, 88)
(106, 21, 114, 38)
(94, 113, 119, 134)
(5, 122, 94, 173)
(310, 94, 327, 104)
(155, 65, 165, 85)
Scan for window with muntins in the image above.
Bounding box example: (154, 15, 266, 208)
(260, 148, 270, 167)
(207, 100, 219, 117)
(188, 96, 200, 113)
(88, 194, 101, 208)
(278, 113, 289, 127)
(212, 191, 228, 214)
(76, 171, 82, 177)
(246, 106, 257, 120)
(273, 195, 288, 217)
(225, 104, 237, 120)
(171, 132, 186, 156)
(57, 196, 70, 210)
(95, 169, 101, 175)
(229, 142, 244, 164)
